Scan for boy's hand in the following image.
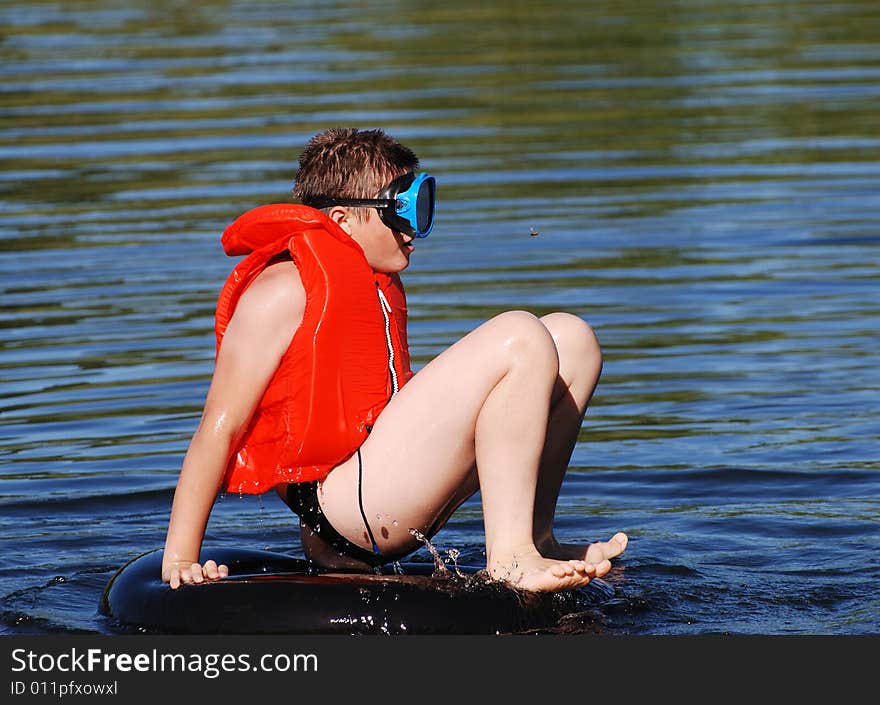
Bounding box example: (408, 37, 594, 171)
(162, 560, 229, 590)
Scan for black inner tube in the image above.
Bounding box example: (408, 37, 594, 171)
(100, 548, 613, 635)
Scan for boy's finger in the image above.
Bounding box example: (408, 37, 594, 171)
(190, 562, 204, 583)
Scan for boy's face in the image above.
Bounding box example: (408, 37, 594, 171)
(333, 207, 415, 273)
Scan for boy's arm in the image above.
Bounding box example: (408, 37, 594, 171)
(162, 260, 305, 588)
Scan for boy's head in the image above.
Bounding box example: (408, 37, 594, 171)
(295, 128, 427, 273)
(293, 128, 420, 225)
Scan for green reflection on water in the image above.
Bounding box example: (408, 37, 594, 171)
(3, 0, 879, 209)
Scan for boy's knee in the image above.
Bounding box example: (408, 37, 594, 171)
(492, 310, 559, 371)
(540, 312, 603, 370)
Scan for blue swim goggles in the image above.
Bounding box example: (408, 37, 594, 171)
(307, 171, 435, 238)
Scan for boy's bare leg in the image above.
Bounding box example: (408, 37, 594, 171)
(533, 313, 629, 564)
(313, 310, 622, 592)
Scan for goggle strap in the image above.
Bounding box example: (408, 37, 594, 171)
(306, 197, 396, 210)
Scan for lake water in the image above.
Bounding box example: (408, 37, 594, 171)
(1, 0, 878, 635)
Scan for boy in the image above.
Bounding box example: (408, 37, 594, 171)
(162, 128, 627, 592)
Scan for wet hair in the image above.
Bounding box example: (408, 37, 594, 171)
(293, 128, 420, 222)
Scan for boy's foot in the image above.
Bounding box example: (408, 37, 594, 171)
(540, 532, 628, 576)
(488, 547, 600, 592)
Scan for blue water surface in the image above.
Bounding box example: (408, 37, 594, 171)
(1, 0, 878, 635)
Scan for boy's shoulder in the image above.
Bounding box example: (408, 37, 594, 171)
(237, 258, 305, 322)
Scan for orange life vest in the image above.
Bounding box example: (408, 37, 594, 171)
(215, 204, 413, 494)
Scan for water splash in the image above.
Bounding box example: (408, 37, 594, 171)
(446, 548, 464, 578)
(408, 528, 448, 576)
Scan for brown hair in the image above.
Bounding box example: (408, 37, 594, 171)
(293, 128, 420, 222)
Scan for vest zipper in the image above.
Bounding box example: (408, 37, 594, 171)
(376, 287, 399, 396)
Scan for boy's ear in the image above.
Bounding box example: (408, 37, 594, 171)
(327, 205, 352, 234)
